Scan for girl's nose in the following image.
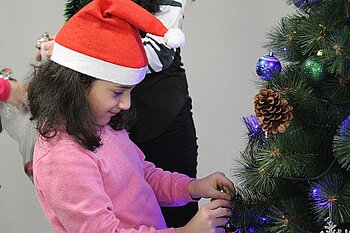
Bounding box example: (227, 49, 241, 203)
(117, 92, 131, 110)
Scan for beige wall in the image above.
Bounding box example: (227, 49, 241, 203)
(0, 1, 292, 232)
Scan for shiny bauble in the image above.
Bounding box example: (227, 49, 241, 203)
(24, 161, 33, 177)
(294, 0, 319, 9)
(301, 56, 327, 86)
(256, 52, 282, 81)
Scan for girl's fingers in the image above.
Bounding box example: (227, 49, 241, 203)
(204, 199, 232, 210)
(213, 216, 230, 227)
(215, 227, 226, 233)
(214, 190, 233, 201)
(222, 184, 236, 197)
(212, 206, 232, 218)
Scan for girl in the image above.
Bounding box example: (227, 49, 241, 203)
(57, 0, 200, 227)
(28, 0, 235, 232)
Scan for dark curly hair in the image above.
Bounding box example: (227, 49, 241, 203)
(28, 61, 123, 151)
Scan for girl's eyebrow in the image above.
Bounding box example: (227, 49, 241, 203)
(114, 84, 134, 89)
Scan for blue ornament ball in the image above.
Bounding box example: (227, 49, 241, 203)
(256, 52, 282, 81)
(294, 0, 319, 10)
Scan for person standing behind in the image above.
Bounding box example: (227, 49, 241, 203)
(37, 0, 199, 227)
(0, 68, 26, 109)
(0, 68, 27, 133)
(123, 0, 199, 227)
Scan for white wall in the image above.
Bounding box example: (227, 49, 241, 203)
(183, 1, 292, 204)
(0, 1, 292, 232)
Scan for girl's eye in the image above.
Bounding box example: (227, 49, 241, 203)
(114, 91, 123, 97)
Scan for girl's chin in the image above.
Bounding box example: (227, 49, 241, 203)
(94, 117, 111, 127)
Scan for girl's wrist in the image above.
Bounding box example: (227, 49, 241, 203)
(188, 179, 201, 200)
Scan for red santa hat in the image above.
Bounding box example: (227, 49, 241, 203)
(51, 0, 185, 85)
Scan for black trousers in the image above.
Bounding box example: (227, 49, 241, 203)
(135, 99, 199, 228)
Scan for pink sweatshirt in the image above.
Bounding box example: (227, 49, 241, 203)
(0, 78, 10, 101)
(33, 125, 195, 233)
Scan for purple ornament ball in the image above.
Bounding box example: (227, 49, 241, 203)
(256, 52, 282, 81)
(294, 0, 319, 9)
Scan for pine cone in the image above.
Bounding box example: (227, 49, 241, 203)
(254, 88, 293, 134)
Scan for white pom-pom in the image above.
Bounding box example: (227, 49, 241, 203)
(164, 28, 185, 48)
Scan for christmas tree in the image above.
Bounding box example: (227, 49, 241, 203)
(64, 0, 91, 21)
(231, 0, 350, 232)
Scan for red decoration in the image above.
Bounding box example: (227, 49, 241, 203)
(24, 161, 33, 177)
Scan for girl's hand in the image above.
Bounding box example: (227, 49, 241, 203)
(188, 172, 235, 201)
(175, 199, 232, 233)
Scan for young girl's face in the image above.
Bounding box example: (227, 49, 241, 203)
(87, 80, 134, 126)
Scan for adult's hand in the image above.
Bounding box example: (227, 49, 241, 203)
(7, 80, 27, 110)
(35, 34, 56, 61)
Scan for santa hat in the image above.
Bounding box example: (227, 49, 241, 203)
(51, 0, 185, 85)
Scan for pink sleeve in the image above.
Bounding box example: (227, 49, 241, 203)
(34, 144, 176, 233)
(0, 79, 11, 101)
(143, 161, 195, 207)
(133, 145, 195, 207)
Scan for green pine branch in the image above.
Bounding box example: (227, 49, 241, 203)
(64, 0, 91, 21)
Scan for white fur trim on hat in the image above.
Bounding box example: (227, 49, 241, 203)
(51, 43, 147, 86)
